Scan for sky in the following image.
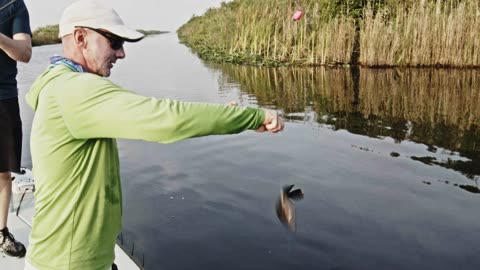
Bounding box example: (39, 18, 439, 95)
(24, 0, 229, 32)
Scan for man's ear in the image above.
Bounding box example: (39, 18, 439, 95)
(73, 28, 88, 48)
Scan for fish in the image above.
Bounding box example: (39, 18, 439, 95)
(275, 184, 304, 232)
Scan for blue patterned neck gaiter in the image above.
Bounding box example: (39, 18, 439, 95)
(49, 56, 87, 73)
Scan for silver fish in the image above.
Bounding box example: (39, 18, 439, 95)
(276, 185, 304, 232)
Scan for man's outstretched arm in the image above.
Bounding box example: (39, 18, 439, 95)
(54, 75, 283, 142)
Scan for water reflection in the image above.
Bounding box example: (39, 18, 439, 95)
(18, 38, 480, 270)
(214, 65, 480, 191)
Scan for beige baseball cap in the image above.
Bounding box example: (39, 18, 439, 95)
(59, 0, 144, 42)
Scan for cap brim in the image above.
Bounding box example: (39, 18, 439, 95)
(103, 24, 144, 42)
(75, 23, 144, 42)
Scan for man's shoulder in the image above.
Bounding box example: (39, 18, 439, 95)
(49, 65, 108, 82)
(32, 65, 115, 97)
(46, 66, 121, 95)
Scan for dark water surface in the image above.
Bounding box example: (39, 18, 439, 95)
(18, 34, 480, 270)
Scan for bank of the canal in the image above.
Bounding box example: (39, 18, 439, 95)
(177, 0, 480, 68)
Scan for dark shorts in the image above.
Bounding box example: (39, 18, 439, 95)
(0, 97, 22, 173)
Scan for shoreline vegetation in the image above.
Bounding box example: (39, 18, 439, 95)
(32, 25, 167, 47)
(177, 0, 480, 68)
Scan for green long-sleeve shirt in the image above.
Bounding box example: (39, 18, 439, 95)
(25, 64, 265, 270)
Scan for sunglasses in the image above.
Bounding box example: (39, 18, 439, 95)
(84, 27, 125, 50)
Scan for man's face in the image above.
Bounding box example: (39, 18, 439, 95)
(83, 28, 125, 77)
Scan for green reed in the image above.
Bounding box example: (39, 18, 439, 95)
(178, 0, 480, 67)
(178, 0, 356, 66)
(360, 0, 480, 67)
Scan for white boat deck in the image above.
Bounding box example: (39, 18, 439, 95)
(1, 190, 142, 270)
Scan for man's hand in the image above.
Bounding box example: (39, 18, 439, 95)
(225, 102, 284, 133)
(225, 101, 238, 107)
(257, 109, 284, 133)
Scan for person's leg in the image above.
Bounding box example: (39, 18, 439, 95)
(0, 173, 25, 257)
(0, 172, 12, 229)
(0, 97, 25, 257)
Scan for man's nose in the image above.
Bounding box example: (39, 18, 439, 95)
(116, 47, 126, 59)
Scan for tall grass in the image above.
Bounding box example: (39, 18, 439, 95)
(179, 0, 480, 67)
(178, 0, 356, 66)
(360, 0, 480, 67)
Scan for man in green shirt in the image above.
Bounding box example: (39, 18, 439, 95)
(25, 1, 283, 269)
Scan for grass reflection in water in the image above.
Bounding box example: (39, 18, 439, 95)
(214, 65, 480, 193)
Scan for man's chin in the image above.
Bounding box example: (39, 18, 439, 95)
(101, 69, 111, 77)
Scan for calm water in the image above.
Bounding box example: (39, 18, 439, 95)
(17, 34, 480, 270)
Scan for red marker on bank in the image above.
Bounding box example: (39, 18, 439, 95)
(292, 10, 303, 21)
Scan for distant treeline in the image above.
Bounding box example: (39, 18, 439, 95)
(177, 0, 480, 67)
(32, 25, 167, 47)
(32, 25, 61, 47)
